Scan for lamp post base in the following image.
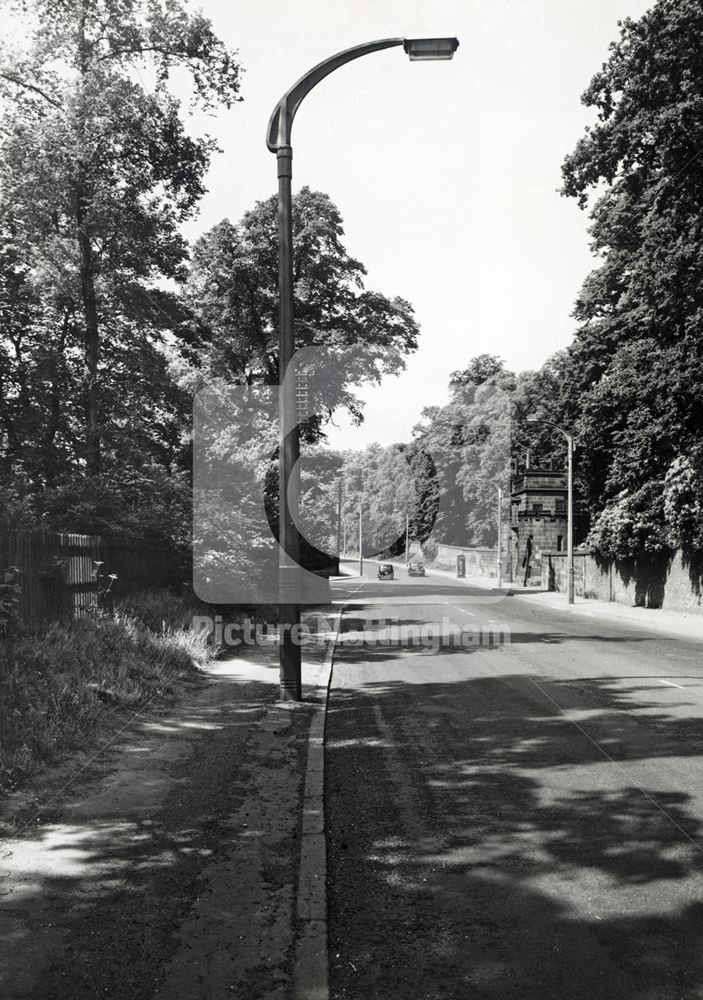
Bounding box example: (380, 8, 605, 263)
(279, 617, 302, 701)
(279, 675, 301, 701)
(279, 564, 302, 701)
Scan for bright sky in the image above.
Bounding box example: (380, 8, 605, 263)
(183, 0, 651, 449)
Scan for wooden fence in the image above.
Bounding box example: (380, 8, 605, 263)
(0, 530, 175, 627)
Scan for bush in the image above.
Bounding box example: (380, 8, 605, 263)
(587, 485, 668, 558)
(0, 591, 216, 793)
(421, 540, 439, 563)
(663, 453, 703, 551)
(0, 566, 21, 639)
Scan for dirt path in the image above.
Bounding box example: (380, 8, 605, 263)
(0, 644, 325, 1000)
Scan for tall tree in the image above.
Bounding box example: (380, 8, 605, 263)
(0, 0, 241, 494)
(412, 357, 514, 547)
(185, 187, 420, 435)
(187, 188, 420, 588)
(560, 0, 703, 557)
(338, 444, 416, 557)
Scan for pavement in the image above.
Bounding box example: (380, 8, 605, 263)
(0, 618, 337, 1000)
(410, 559, 703, 641)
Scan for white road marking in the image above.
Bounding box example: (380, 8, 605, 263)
(657, 679, 685, 689)
(445, 603, 476, 616)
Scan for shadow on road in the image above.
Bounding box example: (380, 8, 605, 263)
(326, 665, 703, 999)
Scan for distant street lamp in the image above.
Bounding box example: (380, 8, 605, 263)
(358, 505, 363, 578)
(526, 418, 575, 604)
(336, 479, 343, 560)
(267, 37, 459, 701)
(497, 487, 503, 588)
(391, 509, 411, 565)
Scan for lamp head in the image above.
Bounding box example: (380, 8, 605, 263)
(403, 37, 459, 61)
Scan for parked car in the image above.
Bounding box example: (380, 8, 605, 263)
(408, 561, 425, 577)
(377, 563, 394, 580)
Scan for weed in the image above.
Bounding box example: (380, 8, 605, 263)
(0, 590, 220, 793)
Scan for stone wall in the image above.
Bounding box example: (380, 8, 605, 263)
(542, 550, 703, 614)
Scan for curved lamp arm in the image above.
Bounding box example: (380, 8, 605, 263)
(555, 425, 574, 449)
(527, 416, 573, 449)
(267, 38, 405, 151)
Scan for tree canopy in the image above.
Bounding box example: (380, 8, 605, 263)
(333, 358, 517, 556)
(0, 0, 241, 544)
(557, 0, 703, 557)
(185, 187, 420, 438)
(188, 188, 422, 589)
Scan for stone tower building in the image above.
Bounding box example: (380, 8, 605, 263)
(510, 470, 568, 580)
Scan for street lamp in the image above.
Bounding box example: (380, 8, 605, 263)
(336, 478, 343, 560)
(390, 509, 410, 565)
(526, 418, 575, 604)
(358, 504, 363, 578)
(267, 37, 459, 701)
(404, 38, 460, 60)
(497, 487, 503, 588)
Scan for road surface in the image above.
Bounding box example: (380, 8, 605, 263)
(326, 564, 703, 999)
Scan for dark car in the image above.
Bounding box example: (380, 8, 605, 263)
(408, 560, 425, 577)
(377, 563, 394, 580)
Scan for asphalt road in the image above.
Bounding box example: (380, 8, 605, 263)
(325, 563, 703, 1000)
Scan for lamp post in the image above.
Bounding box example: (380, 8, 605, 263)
(336, 479, 343, 561)
(267, 37, 459, 701)
(565, 432, 575, 604)
(497, 487, 503, 588)
(358, 505, 363, 577)
(526, 418, 575, 604)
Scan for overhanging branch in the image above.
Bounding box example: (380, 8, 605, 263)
(0, 71, 63, 108)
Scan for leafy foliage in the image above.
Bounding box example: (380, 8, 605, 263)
(188, 190, 421, 586)
(0, 590, 216, 791)
(335, 358, 517, 555)
(0, 566, 21, 640)
(0, 0, 241, 548)
(663, 450, 703, 551)
(185, 188, 420, 432)
(557, 0, 703, 557)
(411, 357, 514, 547)
(338, 444, 417, 557)
(0, 6, 422, 580)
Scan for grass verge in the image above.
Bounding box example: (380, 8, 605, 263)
(0, 590, 219, 794)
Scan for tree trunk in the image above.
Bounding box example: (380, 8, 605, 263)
(77, 216, 100, 476)
(75, 2, 100, 477)
(42, 309, 70, 487)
